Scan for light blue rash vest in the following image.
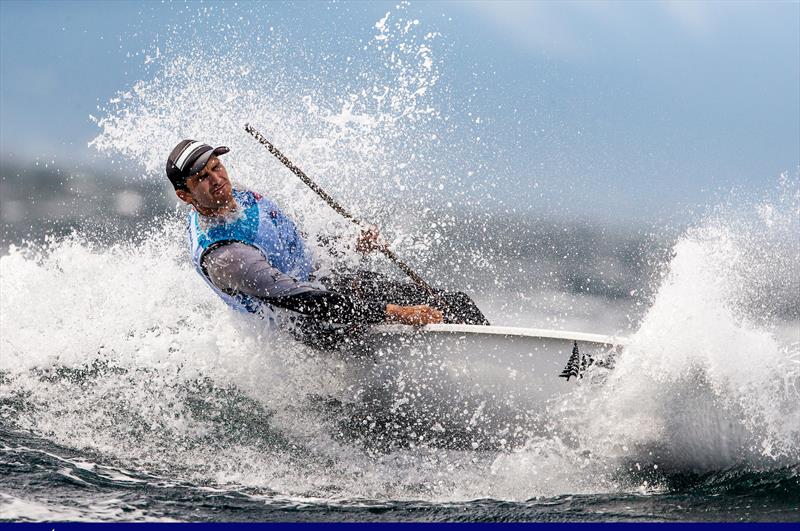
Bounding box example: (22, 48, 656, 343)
(188, 189, 314, 313)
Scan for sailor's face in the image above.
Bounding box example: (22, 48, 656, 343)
(184, 157, 233, 209)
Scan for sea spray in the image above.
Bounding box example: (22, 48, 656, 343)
(489, 175, 800, 498)
(585, 174, 800, 470)
(87, 2, 467, 285)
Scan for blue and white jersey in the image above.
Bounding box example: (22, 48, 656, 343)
(187, 189, 314, 314)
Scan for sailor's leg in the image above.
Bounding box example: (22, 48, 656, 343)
(322, 272, 489, 325)
(433, 290, 490, 326)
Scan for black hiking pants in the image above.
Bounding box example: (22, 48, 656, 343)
(320, 270, 490, 326)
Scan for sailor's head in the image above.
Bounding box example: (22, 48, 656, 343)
(166, 139, 233, 212)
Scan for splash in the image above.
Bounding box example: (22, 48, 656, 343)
(590, 174, 800, 470)
(88, 2, 457, 278)
(489, 175, 800, 497)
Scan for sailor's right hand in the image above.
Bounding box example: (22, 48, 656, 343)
(385, 304, 444, 325)
(356, 224, 386, 255)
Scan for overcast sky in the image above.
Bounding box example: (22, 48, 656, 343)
(1, 0, 798, 224)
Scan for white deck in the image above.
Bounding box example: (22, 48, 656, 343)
(370, 323, 627, 347)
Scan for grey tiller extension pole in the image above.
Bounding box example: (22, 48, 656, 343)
(244, 123, 439, 296)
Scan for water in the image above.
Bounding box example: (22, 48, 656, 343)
(1, 3, 799, 522)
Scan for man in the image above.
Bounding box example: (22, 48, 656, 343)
(166, 139, 488, 348)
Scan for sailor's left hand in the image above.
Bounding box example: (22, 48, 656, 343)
(356, 224, 386, 254)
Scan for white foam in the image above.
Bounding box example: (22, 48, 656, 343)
(489, 177, 800, 494)
(0, 492, 174, 522)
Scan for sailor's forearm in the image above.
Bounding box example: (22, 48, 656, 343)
(268, 291, 387, 325)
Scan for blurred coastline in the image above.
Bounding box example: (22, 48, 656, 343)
(0, 158, 176, 250)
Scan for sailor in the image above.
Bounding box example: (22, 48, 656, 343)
(166, 139, 488, 348)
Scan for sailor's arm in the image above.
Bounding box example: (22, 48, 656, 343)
(202, 242, 441, 325)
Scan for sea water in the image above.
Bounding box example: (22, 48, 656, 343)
(1, 3, 798, 522)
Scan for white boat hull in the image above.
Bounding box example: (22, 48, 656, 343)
(356, 324, 624, 405)
(338, 324, 624, 440)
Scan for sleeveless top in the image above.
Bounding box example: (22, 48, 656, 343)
(187, 189, 313, 314)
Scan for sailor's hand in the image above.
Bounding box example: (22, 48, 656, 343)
(356, 224, 386, 255)
(385, 304, 444, 325)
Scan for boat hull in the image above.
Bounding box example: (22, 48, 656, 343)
(343, 324, 624, 411)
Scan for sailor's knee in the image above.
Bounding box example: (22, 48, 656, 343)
(445, 291, 473, 305)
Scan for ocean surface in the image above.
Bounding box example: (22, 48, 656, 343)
(1, 3, 799, 522)
(1, 428, 797, 522)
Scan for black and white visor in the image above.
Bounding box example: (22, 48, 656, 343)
(166, 139, 230, 188)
